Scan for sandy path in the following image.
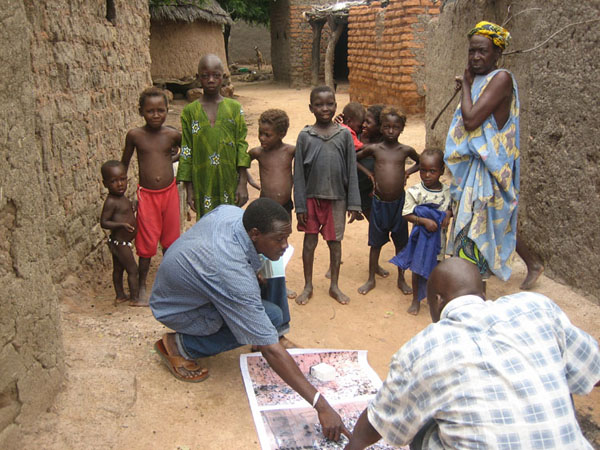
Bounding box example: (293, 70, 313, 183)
(20, 81, 599, 449)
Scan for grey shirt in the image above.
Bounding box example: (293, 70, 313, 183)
(293, 124, 361, 214)
(149, 205, 279, 346)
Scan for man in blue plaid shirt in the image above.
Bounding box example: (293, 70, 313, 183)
(346, 258, 600, 449)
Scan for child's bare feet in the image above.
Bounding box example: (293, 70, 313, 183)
(286, 288, 297, 300)
(520, 263, 544, 290)
(375, 265, 389, 278)
(329, 285, 350, 305)
(114, 296, 129, 305)
(295, 285, 313, 305)
(129, 297, 149, 307)
(397, 278, 413, 295)
(358, 278, 376, 295)
(407, 300, 420, 315)
(139, 284, 149, 302)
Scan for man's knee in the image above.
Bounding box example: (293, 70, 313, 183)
(262, 301, 284, 328)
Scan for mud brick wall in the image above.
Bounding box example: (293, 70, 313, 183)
(26, 0, 152, 283)
(271, 0, 331, 87)
(425, 0, 600, 303)
(348, 0, 439, 114)
(151, 20, 227, 81)
(229, 20, 271, 65)
(0, 1, 152, 446)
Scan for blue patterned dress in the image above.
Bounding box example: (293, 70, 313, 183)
(444, 69, 520, 281)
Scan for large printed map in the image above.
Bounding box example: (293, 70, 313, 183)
(240, 349, 407, 449)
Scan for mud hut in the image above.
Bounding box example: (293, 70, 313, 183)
(150, 0, 232, 84)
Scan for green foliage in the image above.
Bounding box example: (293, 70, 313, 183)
(216, 0, 271, 25)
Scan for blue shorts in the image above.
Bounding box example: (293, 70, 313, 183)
(368, 194, 408, 249)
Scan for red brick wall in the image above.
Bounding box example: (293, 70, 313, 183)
(348, 0, 439, 114)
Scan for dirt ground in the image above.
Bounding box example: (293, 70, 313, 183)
(20, 81, 600, 449)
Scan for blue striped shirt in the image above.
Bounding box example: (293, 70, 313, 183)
(150, 205, 279, 346)
(368, 293, 600, 449)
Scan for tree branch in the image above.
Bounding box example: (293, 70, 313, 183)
(504, 18, 599, 56)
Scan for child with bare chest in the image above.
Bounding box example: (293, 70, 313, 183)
(100, 161, 140, 306)
(249, 109, 297, 300)
(356, 107, 420, 295)
(249, 109, 295, 217)
(121, 87, 181, 302)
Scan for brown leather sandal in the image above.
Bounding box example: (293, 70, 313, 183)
(154, 338, 209, 383)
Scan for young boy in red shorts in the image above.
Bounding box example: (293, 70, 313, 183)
(122, 87, 182, 303)
(293, 86, 361, 306)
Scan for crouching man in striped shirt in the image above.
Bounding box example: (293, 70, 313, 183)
(346, 257, 599, 449)
(150, 198, 350, 442)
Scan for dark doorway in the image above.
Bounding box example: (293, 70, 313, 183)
(334, 24, 349, 81)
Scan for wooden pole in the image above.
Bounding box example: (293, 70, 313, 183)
(309, 19, 325, 86)
(324, 16, 344, 89)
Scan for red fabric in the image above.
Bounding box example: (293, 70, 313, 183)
(136, 180, 180, 257)
(341, 123, 363, 151)
(297, 198, 336, 241)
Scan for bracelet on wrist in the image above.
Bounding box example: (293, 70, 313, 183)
(312, 391, 321, 408)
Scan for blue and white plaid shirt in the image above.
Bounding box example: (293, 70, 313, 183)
(368, 293, 600, 449)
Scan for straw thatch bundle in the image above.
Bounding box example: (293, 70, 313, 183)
(150, 0, 233, 25)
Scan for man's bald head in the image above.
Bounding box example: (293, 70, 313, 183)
(426, 258, 485, 322)
(198, 54, 224, 74)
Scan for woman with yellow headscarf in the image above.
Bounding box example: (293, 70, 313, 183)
(444, 21, 544, 288)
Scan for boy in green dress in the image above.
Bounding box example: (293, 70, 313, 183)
(177, 54, 249, 219)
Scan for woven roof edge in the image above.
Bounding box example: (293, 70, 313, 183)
(150, 0, 233, 25)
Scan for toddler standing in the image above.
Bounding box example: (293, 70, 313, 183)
(100, 160, 139, 306)
(392, 148, 452, 314)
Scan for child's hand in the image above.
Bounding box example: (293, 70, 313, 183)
(235, 184, 249, 207)
(422, 218, 439, 232)
(347, 210, 360, 224)
(367, 173, 376, 188)
(257, 273, 267, 286)
(297, 212, 307, 227)
(441, 210, 452, 229)
(123, 223, 135, 233)
(334, 113, 344, 124)
(185, 182, 197, 213)
(187, 196, 197, 213)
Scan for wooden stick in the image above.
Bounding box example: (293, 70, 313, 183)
(430, 88, 460, 130)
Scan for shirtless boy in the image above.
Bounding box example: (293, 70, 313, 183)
(249, 109, 295, 217)
(249, 109, 297, 299)
(100, 160, 140, 306)
(294, 86, 361, 306)
(122, 87, 182, 303)
(356, 107, 419, 295)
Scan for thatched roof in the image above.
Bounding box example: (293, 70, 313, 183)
(150, 0, 233, 26)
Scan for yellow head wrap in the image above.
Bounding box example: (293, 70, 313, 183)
(468, 21, 511, 50)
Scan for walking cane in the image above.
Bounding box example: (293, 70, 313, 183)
(430, 87, 460, 130)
